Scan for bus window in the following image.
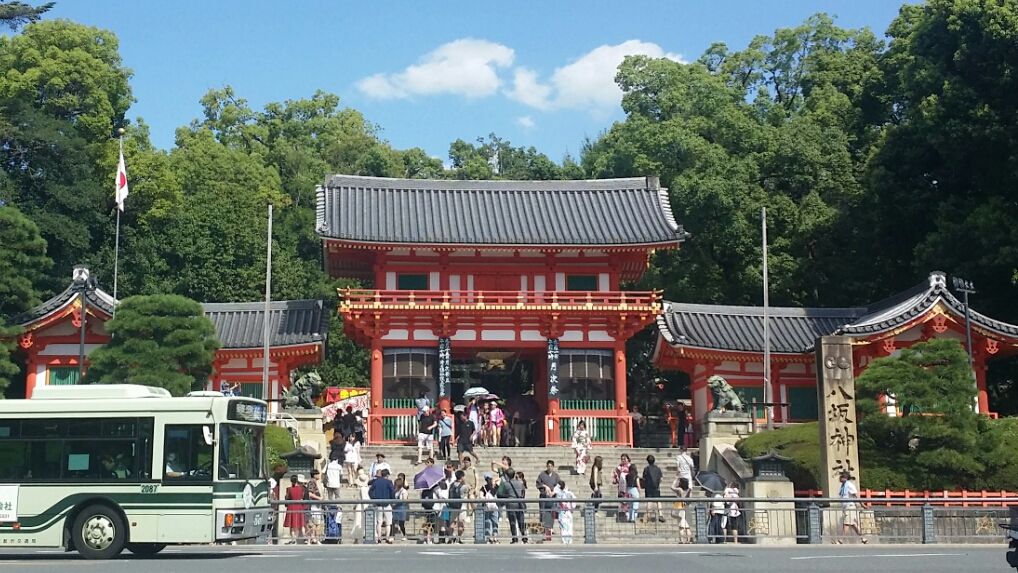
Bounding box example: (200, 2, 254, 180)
(0, 441, 27, 481)
(218, 424, 265, 480)
(163, 425, 214, 481)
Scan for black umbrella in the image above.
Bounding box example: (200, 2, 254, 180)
(695, 470, 727, 494)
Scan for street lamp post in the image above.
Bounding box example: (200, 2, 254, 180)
(952, 276, 977, 411)
(73, 266, 96, 381)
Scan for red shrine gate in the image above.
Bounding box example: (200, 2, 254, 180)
(316, 175, 688, 446)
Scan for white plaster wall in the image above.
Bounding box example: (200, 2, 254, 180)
(381, 329, 410, 340)
(481, 330, 515, 341)
(534, 276, 546, 292)
(429, 272, 440, 290)
(520, 330, 544, 341)
(598, 273, 609, 291)
(555, 273, 565, 291)
(413, 329, 438, 341)
(38, 343, 102, 356)
(452, 330, 477, 341)
(385, 272, 396, 290)
(588, 330, 615, 342)
(560, 330, 583, 342)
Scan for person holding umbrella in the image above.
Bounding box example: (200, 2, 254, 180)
(414, 459, 444, 544)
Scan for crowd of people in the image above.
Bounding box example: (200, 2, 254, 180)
(272, 443, 708, 545)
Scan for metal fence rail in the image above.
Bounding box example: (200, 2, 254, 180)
(264, 497, 1015, 546)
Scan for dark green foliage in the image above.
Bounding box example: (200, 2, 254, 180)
(85, 295, 219, 396)
(736, 422, 823, 490)
(856, 339, 993, 490)
(0, 1, 53, 31)
(0, 205, 51, 395)
(265, 423, 296, 469)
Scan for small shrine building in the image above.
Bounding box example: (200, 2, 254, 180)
(9, 268, 329, 403)
(654, 271, 1018, 424)
(316, 175, 687, 446)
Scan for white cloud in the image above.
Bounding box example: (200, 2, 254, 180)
(516, 115, 536, 130)
(507, 40, 683, 113)
(356, 38, 514, 100)
(506, 68, 553, 111)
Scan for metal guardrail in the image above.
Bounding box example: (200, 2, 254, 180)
(264, 496, 1016, 546)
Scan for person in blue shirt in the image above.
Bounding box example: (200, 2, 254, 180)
(438, 410, 454, 460)
(368, 469, 396, 544)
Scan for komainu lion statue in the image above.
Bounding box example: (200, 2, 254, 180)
(707, 375, 746, 413)
(283, 371, 324, 409)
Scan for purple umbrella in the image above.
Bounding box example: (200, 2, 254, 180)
(413, 465, 445, 490)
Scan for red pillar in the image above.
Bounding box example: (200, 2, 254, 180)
(369, 340, 384, 443)
(614, 343, 629, 445)
(975, 358, 990, 414)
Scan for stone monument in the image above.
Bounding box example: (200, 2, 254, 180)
(815, 335, 861, 497)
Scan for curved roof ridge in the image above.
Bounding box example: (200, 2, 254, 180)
(324, 174, 652, 192)
(317, 174, 686, 247)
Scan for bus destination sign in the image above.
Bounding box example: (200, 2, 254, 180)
(228, 401, 267, 424)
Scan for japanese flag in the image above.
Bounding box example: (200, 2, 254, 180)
(115, 148, 129, 211)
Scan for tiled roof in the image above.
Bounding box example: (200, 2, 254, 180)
(9, 274, 329, 351)
(11, 284, 117, 326)
(658, 272, 1018, 354)
(201, 300, 329, 349)
(315, 175, 687, 247)
(657, 302, 863, 354)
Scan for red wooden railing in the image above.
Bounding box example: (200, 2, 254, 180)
(340, 289, 661, 310)
(795, 489, 1018, 507)
(545, 412, 633, 447)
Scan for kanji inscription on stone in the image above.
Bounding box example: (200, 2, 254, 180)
(815, 336, 861, 497)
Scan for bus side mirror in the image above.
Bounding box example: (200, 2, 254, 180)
(203, 426, 214, 446)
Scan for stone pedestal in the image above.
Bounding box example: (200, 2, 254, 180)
(744, 478, 796, 545)
(699, 412, 754, 469)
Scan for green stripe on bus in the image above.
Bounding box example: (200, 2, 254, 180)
(14, 492, 214, 529)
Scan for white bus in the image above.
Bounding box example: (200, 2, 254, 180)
(0, 384, 272, 559)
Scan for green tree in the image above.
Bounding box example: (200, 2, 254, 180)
(0, 1, 53, 31)
(0, 204, 52, 396)
(0, 20, 132, 144)
(449, 134, 564, 180)
(155, 128, 286, 303)
(0, 20, 133, 289)
(584, 15, 882, 308)
(855, 339, 995, 489)
(862, 0, 1018, 321)
(85, 294, 219, 396)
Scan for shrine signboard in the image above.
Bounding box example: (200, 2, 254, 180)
(815, 336, 860, 498)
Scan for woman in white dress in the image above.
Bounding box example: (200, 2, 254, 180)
(571, 421, 592, 475)
(555, 480, 576, 544)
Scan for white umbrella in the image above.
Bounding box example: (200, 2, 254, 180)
(463, 387, 489, 399)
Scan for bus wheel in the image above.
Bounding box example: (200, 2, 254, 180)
(126, 543, 166, 556)
(72, 505, 126, 559)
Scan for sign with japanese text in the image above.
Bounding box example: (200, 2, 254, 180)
(0, 485, 18, 522)
(815, 336, 861, 498)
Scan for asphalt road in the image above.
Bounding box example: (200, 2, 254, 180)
(0, 544, 1010, 573)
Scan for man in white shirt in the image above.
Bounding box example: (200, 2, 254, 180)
(838, 471, 867, 544)
(369, 453, 392, 479)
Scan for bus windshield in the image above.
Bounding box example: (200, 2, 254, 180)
(218, 424, 265, 480)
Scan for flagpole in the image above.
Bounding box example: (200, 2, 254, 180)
(762, 207, 773, 430)
(112, 128, 125, 315)
(262, 203, 273, 407)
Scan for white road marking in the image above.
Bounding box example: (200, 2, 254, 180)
(791, 553, 965, 560)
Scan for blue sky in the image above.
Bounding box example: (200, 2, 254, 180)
(49, 1, 908, 163)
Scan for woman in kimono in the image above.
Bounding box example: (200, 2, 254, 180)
(555, 480, 577, 544)
(571, 421, 592, 475)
